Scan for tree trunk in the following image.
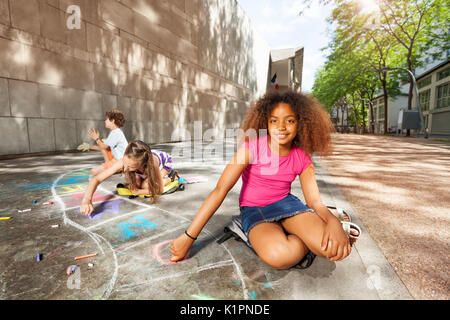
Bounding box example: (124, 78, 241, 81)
(382, 77, 388, 135)
(369, 102, 374, 133)
(363, 102, 366, 133)
(353, 106, 359, 133)
(406, 56, 414, 136)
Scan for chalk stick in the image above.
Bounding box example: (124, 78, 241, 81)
(67, 265, 78, 276)
(88, 263, 94, 268)
(37, 253, 42, 262)
(51, 224, 59, 228)
(74, 253, 97, 261)
(0, 217, 11, 220)
(18, 208, 31, 213)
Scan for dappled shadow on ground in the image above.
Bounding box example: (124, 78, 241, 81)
(321, 134, 450, 300)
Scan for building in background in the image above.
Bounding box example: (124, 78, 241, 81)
(268, 47, 304, 92)
(368, 57, 450, 136)
(415, 60, 450, 136)
(0, 0, 271, 156)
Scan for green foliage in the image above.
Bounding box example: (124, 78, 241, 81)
(310, 0, 449, 131)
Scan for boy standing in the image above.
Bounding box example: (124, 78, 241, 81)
(80, 109, 128, 176)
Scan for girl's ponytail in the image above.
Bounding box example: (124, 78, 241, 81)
(124, 140, 162, 203)
(145, 149, 161, 203)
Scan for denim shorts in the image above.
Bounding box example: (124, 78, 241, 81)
(240, 194, 315, 240)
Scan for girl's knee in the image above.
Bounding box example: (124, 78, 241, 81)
(258, 237, 306, 270)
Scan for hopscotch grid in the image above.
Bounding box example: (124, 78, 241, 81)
(115, 260, 235, 291)
(116, 225, 188, 252)
(52, 172, 118, 300)
(63, 197, 119, 212)
(97, 184, 249, 299)
(54, 170, 249, 300)
(86, 207, 150, 231)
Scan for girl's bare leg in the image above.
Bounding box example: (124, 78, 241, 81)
(248, 222, 309, 270)
(91, 164, 105, 176)
(160, 169, 172, 186)
(281, 212, 341, 259)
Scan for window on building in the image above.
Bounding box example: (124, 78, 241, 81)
(438, 67, 450, 81)
(436, 83, 449, 109)
(418, 76, 432, 89)
(419, 89, 430, 111)
(379, 102, 385, 118)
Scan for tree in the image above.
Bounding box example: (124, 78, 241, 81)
(309, 0, 447, 134)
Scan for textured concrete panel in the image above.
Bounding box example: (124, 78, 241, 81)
(10, 0, 40, 35)
(100, 0, 135, 34)
(63, 57, 95, 91)
(55, 119, 77, 150)
(156, 83, 183, 104)
(133, 13, 161, 47)
(0, 0, 10, 26)
(63, 88, 83, 119)
(25, 46, 66, 87)
(76, 119, 105, 145)
(9, 80, 40, 118)
(60, 0, 100, 25)
(93, 64, 114, 94)
(102, 94, 118, 117)
(130, 98, 149, 122)
(39, 2, 66, 43)
(39, 84, 64, 118)
(80, 91, 103, 120)
(63, 88, 102, 120)
(0, 117, 29, 155)
(0, 0, 269, 156)
(120, 36, 144, 69)
(0, 38, 27, 80)
(28, 118, 55, 153)
(66, 20, 87, 52)
(0, 78, 9, 116)
(117, 96, 131, 122)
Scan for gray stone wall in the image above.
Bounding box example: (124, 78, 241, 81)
(0, 0, 270, 156)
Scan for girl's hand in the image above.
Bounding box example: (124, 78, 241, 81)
(129, 186, 147, 195)
(80, 201, 93, 216)
(321, 217, 351, 262)
(170, 233, 194, 262)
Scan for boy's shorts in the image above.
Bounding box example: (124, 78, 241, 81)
(102, 148, 117, 170)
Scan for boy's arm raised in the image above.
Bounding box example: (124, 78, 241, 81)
(170, 145, 250, 262)
(80, 159, 124, 215)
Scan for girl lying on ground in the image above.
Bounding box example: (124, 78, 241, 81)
(80, 140, 176, 216)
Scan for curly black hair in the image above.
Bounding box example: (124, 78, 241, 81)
(239, 89, 334, 156)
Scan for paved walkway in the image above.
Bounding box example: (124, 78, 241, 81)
(320, 134, 450, 300)
(0, 139, 412, 299)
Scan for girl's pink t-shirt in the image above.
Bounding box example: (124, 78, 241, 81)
(239, 134, 312, 207)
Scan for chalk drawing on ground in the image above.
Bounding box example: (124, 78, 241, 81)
(52, 169, 249, 300)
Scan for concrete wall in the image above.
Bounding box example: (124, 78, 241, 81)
(0, 0, 271, 156)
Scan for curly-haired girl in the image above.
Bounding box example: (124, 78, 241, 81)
(170, 90, 359, 269)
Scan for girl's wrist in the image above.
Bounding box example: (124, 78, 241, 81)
(184, 230, 198, 241)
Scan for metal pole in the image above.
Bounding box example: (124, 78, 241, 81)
(380, 67, 428, 138)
